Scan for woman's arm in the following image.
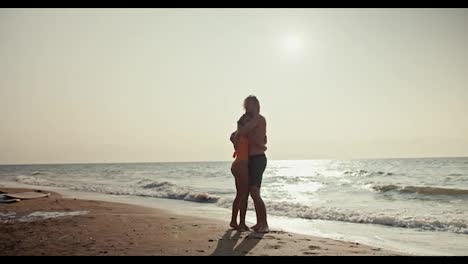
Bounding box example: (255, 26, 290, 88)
(230, 131, 238, 145)
(230, 114, 248, 143)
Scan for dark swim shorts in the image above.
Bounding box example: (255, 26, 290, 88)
(248, 154, 267, 187)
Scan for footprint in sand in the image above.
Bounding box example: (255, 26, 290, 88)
(264, 244, 282, 250)
(303, 251, 318, 255)
(308, 245, 321, 250)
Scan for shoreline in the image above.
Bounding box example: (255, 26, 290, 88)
(0, 187, 401, 256)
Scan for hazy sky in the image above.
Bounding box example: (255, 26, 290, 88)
(1, 8, 467, 164)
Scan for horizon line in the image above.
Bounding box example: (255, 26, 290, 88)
(1, 155, 467, 166)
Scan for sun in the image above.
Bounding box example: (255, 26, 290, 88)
(282, 35, 302, 52)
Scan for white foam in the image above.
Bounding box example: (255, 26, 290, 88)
(17, 211, 89, 222)
(0, 212, 17, 223)
(216, 198, 468, 234)
(373, 184, 468, 196)
(1, 211, 89, 223)
(16, 176, 220, 203)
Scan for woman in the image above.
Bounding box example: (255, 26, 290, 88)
(229, 112, 251, 232)
(230, 95, 269, 233)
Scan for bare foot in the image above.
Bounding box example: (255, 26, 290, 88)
(251, 223, 260, 230)
(254, 225, 269, 233)
(230, 221, 238, 229)
(237, 224, 250, 232)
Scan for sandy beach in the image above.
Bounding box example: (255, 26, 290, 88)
(0, 188, 401, 256)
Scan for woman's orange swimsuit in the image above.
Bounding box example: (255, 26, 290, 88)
(233, 135, 249, 161)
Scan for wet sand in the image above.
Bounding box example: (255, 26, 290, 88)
(0, 188, 401, 256)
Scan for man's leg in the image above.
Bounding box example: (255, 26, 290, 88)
(249, 186, 268, 233)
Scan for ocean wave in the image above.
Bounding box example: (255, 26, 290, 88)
(19, 175, 50, 184)
(15, 176, 219, 203)
(0, 212, 16, 223)
(373, 171, 395, 176)
(372, 184, 468, 196)
(344, 170, 394, 176)
(18, 211, 89, 222)
(103, 169, 122, 174)
(266, 175, 308, 184)
(0, 211, 89, 223)
(344, 170, 368, 175)
(216, 199, 468, 234)
(142, 182, 174, 188)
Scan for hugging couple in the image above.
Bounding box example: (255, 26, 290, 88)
(229, 95, 268, 233)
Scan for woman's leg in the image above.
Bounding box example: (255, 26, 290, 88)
(230, 181, 240, 228)
(230, 164, 241, 228)
(237, 163, 250, 231)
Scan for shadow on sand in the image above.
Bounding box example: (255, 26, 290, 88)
(210, 229, 265, 256)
